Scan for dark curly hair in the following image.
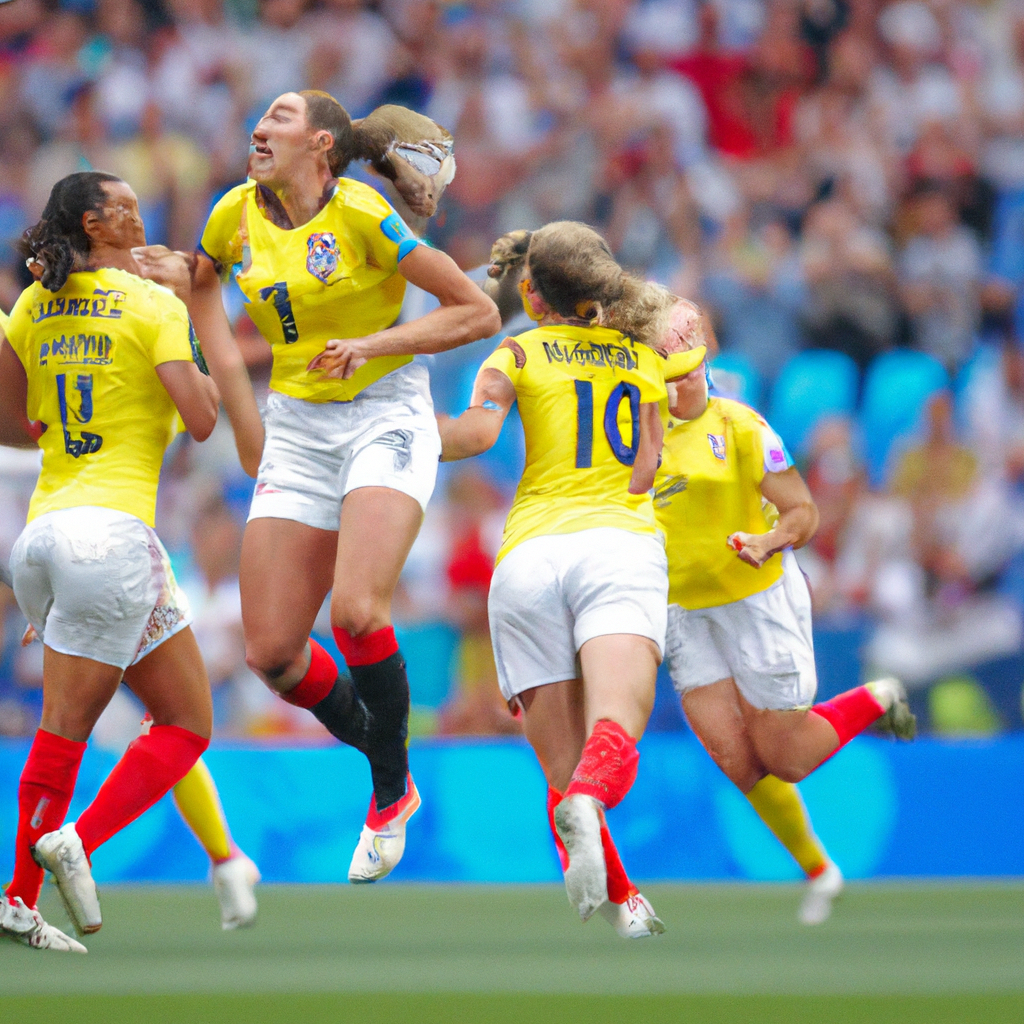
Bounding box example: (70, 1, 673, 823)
(17, 171, 123, 292)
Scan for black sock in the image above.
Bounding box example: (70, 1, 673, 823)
(348, 651, 410, 811)
(310, 676, 370, 752)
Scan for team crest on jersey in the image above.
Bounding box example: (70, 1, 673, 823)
(306, 232, 340, 283)
(708, 433, 727, 460)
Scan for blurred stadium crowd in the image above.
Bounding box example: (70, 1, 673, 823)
(3, 0, 1024, 738)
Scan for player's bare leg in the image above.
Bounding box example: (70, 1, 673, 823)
(684, 680, 842, 923)
(738, 677, 915, 784)
(331, 487, 424, 882)
(540, 635, 660, 923)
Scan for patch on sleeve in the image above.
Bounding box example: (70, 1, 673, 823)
(761, 423, 793, 472)
(379, 212, 420, 261)
(499, 337, 527, 368)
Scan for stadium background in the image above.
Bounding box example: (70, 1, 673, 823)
(1, 0, 1024, 1019)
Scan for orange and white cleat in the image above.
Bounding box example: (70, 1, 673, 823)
(347, 774, 421, 883)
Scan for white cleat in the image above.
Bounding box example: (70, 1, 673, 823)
(598, 891, 666, 938)
(31, 822, 101, 936)
(798, 861, 844, 926)
(212, 855, 260, 931)
(554, 794, 608, 922)
(348, 774, 421, 884)
(1, 894, 87, 953)
(866, 677, 916, 740)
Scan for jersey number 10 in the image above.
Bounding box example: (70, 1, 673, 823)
(574, 380, 641, 469)
(56, 373, 103, 458)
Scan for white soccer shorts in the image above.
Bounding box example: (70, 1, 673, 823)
(249, 363, 441, 530)
(488, 527, 668, 701)
(664, 550, 817, 710)
(11, 506, 192, 670)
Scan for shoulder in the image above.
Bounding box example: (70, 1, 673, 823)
(114, 271, 188, 322)
(209, 182, 252, 218)
(332, 177, 396, 220)
(201, 183, 252, 244)
(714, 396, 768, 429)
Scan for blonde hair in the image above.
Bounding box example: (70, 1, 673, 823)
(608, 281, 712, 353)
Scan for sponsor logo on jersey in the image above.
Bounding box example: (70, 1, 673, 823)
(708, 433, 726, 460)
(768, 447, 787, 465)
(306, 231, 340, 283)
(653, 474, 688, 508)
(39, 334, 114, 366)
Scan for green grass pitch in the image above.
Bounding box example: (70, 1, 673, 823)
(3, 882, 1023, 1023)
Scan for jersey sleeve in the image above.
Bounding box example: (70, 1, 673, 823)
(149, 288, 196, 367)
(344, 185, 420, 275)
(198, 185, 246, 272)
(636, 345, 669, 404)
(480, 338, 526, 387)
(759, 418, 794, 475)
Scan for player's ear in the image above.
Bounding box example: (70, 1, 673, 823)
(311, 129, 333, 158)
(81, 208, 105, 242)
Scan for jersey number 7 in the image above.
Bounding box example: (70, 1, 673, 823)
(574, 380, 641, 469)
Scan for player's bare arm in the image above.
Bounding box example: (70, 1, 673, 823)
(0, 340, 40, 449)
(308, 245, 501, 379)
(155, 360, 220, 443)
(729, 466, 819, 569)
(438, 367, 516, 461)
(628, 402, 663, 495)
(131, 244, 264, 476)
(187, 252, 265, 477)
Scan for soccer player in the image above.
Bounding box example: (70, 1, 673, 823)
(0, 171, 219, 948)
(622, 291, 914, 923)
(439, 222, 699, 934)
(1, 297, 258, 932)
(185, 90, 499, 882)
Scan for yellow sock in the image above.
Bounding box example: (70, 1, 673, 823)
(172, 758, 234, 864)
(746, 775, 828, 878)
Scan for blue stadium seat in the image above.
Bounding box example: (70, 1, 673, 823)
(859, 349, 949, 486)
(767, 350, 859, 456)
(394, 621, 460, 709)
(709, 352, 763, 410)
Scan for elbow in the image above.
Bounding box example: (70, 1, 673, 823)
(467, 296, 501, 343)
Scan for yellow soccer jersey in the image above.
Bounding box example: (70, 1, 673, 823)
(483, 324, 668, 562)
(6, 268, 196, 527)
(654, 396, 794, 609)
(0, 308, 8, 333)
(200, 178, 418, 403)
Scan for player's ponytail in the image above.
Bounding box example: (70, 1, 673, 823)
(18, 171, 122, 293)
(525, 221, 625, 324)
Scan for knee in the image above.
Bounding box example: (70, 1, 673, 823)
(245, 639, 305, 682)
(706, 744, 763, 792)
(331, 595, 387, 638)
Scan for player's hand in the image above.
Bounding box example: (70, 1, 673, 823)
(728, 531, 775, 568)
(132, 246, 197, 303)
(307, 337, 373, 379)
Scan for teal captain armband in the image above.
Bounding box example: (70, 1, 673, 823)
(379, 212, 421, 261)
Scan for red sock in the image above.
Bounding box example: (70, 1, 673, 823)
(280, 639, 338, 709)
(332, 625, 398, 666)
(546, 786, 569, 871)
(563, 719, 639, 810)
(599, 811, 638, 904)
(6, 730, 86, 908)
(810, 686, 886, 747)
(75, 725, 208, 856)
(547, 783, 637, 901)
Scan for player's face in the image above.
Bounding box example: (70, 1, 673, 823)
(667, 362, 709, 421)
(87, 180, 147, 250)
(249, 93, 318, 186)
